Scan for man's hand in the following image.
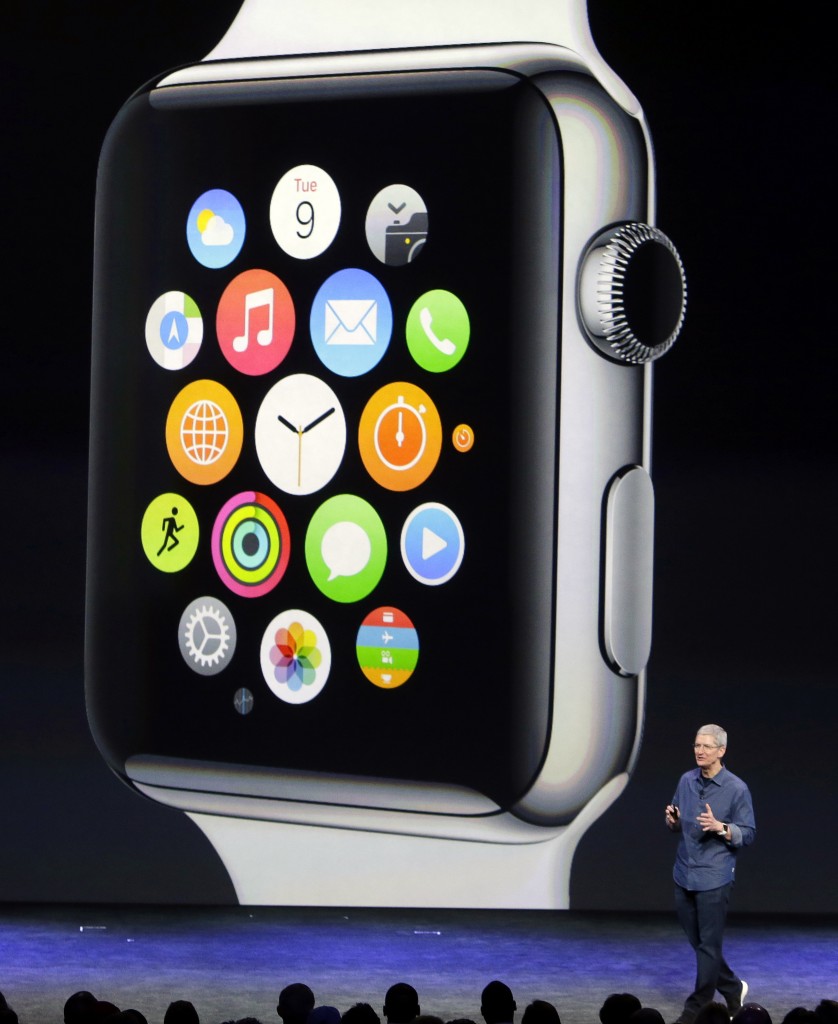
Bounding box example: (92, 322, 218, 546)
(697, 802, 725, 834)
(665, 804, 680, 830)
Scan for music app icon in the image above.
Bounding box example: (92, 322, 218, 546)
(217, 269, 295, 375)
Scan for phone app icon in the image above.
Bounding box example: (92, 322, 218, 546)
(216, 269, 295, 376)
(359, 382, 442, 491)
(356, 606, 419, 689)
(255, 374, 346, 496)
(186, 188, 245, 269)
(310, 268, 393, 377)
(260, 609, 331, 705)
(140, 493, 200, 573)
(406, 290, 470, 372)
(365, 184, 428, 266)
(401, 503, 465, 585)
(145, 291, 203, 370)
(305, 494, 387, 603)
(166, 380, 243, 486)
(179, 596, 236, 676)
(270, 164, 341, 260)
(212, 491, 291, 598)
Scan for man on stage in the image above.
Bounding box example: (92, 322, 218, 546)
(666, 724, 756, 1023)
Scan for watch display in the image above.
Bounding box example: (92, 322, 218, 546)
(88, 69, 564, 811)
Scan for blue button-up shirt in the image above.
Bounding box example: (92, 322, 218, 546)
(671, 766, 756, 891)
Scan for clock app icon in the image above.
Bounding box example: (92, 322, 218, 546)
(255, 374, 347, 495)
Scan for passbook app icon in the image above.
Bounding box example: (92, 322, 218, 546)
(310, 268, 392, 377)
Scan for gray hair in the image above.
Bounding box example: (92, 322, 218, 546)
(697, 724, 727, 748)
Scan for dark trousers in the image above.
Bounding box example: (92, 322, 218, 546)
(675, 882, 741, 1018)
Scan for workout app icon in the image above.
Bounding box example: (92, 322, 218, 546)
(401, 503, 465, 585)
(212, 491, 290, 598)
(356, 606, 419, 689)
(140, 493, 199, 573)
(406, 290, 470, 372)
(179, 597, 237, 676)
(186, 188, 245, 269)
(216, 269, 295, 376)
(145, 291, 203, 370)
(305, 494, 387, 603)
(365, 184, 428, 266)
(260, 609, 331, 705)
(166, 380, 243, 485)
(310, 268, 392, 377)
(359, 382, 442, 491)
(255, 374, 346, 496)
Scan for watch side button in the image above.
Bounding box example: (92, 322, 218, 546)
(601, 465, 654, 676)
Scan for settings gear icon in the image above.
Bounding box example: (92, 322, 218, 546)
(179, 597, 236, 675)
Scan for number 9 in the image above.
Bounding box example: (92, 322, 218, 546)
(296, 201, 314, 239)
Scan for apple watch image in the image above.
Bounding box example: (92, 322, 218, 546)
(86, 0, 686, 908)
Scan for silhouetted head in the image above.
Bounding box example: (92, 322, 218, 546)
(278, 986, 315, 1024)
(165, 1002, 200, 1024)
(384, 985, 420, 1024)
(65, 992, 99, 1024)
(343, 1005, 381, 1024)
(481, 982, 516, 1024)
(733, 1004, 773, 1024)
(600, 995, 642, 1024)
(522, 1001, 561, 1024)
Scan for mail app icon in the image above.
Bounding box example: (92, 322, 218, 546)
(325, 299, 378, 346)
(311, 269, 393, 377)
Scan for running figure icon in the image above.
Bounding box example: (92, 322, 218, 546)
(157, 506, 185, 555)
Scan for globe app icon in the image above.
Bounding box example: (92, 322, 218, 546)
(181, 398, 228, 465)
(166, 379, 243, 485)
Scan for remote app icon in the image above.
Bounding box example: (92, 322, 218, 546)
(401, 503, 465, 585)
(356, 606, 419, 689)
(216, 269, 295, 375)
(359, 382, 442, 491)
(166, 380, 243, 486)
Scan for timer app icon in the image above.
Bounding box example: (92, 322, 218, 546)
(358, 382, 442, 491)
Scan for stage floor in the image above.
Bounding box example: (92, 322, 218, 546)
(1, 906, 835, 1024)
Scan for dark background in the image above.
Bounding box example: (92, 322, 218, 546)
(2, 2, 835, 910)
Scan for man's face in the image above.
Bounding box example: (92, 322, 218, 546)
(694, 733, 726, 774)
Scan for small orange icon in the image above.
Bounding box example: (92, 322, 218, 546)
(359, 382, 442, 491)
(452, 423, 474, 452)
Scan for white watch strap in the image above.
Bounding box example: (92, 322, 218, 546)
(207, 0, 597, 63)
(186, 775, 628, 907)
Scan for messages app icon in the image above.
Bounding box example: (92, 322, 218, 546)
(305, 494, 387, 603)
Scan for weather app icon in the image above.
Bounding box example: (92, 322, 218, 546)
(186, 189, 246, 269)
